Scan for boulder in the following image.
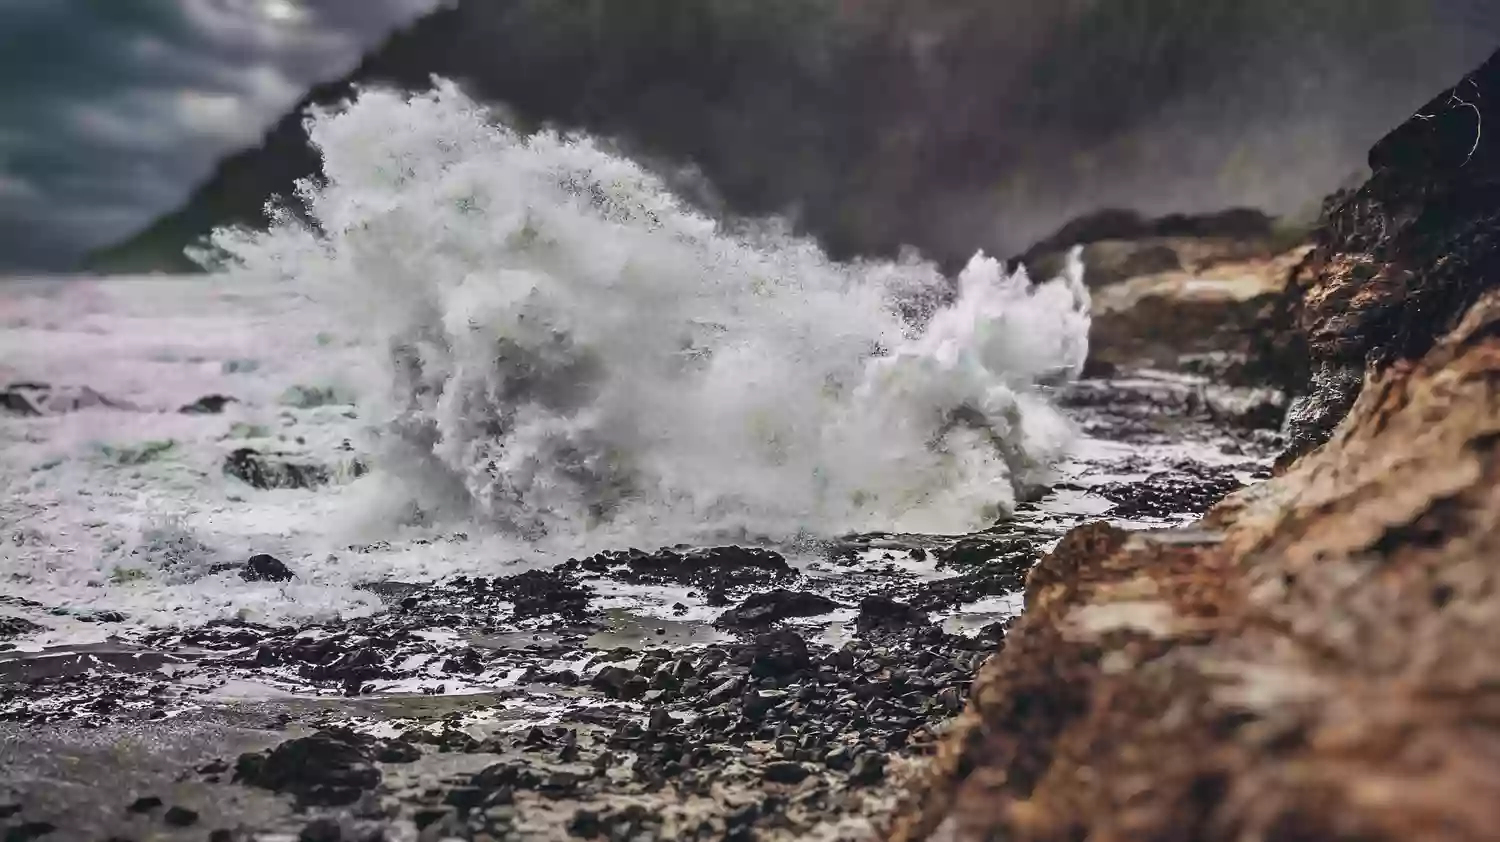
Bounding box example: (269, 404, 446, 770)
(714, 590, 840, 629)
(240, 554, 295, 582)
(223, 448, 330, 490)
(1256, 49, 1500, 462)
(0, 383, 129, 415)
(235, 730, 382, 807)
(179, 394, 238, 414)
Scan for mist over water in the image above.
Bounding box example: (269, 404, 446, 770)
(209, 83, 1091, 545)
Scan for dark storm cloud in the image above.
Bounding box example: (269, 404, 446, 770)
(0, 0, 439, 273)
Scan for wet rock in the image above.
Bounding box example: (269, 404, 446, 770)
(240, 553, 295, 582)
(740, 629, 811, 678)
(849, 752, 886, 785)
(1095, 462, 1245, 519)
(888, 61, 1500, 837)
(0, 385, 41, 416)
(1255, 49, 1500, 460)
(763, 761, 811, 784)
(3, 820, 56, 841)
(234, 729, 381, 806)
(855, 596, 932, 634)
(564, 545, 793, 592)
(178, 394, 238, 414)
(0, 383, 129, 416)
(373, 739, 421, 763)
(906, 566, 1028, 613)
(223, 448, 330, 490)
(126, 796, 162, 814)
(163, 806, 198, 826)
(705, 676, 745, 705)
(715, 590, 840, 629)
(0, 617, 42, 640)
(297, 819, 343, 842)
(935, 536, 1036, 569)
(490, 569, 593, 620)
(591, 665, 633, 697)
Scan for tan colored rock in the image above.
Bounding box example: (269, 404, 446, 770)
(886, 283, 1500, 842)
(1087, 245, 1310, 371)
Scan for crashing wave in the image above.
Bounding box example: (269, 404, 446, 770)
(206, 81, 1090, 542)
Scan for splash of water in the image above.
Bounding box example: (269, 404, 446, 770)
(207, 81, 1090, 543)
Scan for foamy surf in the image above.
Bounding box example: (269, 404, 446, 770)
(208, 81, 1091, 545)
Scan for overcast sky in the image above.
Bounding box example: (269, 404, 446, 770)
(0, 0, 440, 273)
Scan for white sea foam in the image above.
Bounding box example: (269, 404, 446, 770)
(0, 81, 1092, 632)
(208, 81, 1091, 545)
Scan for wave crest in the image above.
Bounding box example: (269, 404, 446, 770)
(207, 81, 1090, 542)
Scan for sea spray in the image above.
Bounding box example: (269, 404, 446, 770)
(206, 81, 1091, 543)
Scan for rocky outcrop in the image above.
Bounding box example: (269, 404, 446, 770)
(887, 50, 1500, 842)
(0, 383, 130, 415)
(1261, 49, 1500, 461)
(1086, 242, 1310, 373)
(1013, 208, 1310, 374)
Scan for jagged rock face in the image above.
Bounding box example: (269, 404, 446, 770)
(886, 52, 1500, 842)
(1262, 49, 1500, 460)
(886, 289, 1500, 842)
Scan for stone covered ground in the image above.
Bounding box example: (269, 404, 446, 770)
(0, 216, 1294, 842)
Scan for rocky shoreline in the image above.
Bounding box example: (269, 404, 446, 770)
(9, 44, 1495, 842)
(885, 47, 1500, 842)
(1, 352, 1279, 841)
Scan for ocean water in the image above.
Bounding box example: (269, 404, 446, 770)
(0, 82, 1093, 634)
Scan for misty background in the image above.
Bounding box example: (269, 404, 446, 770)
(3, 0, 1500, 275)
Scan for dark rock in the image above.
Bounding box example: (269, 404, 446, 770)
(1256, 48, 1500, 461)
(443, 786, 486, 813)
(373, 739, 420, 763)
(0, 387, 40, 416)
(3, 821, 55, 841)
(1, 383, 128, 416)
(471, 762, 540, 791)
(936, 536, 1036, 569)
(1021, 208, 1276, 260)
(126, 796, 162, 813)
(854, 596, 932, 634)
(849, 752, 886, 785)
(490, 569, 594, 620)
(620, 675, 649, 701)
(705, 676, 745, 705)
(0, 617, 42, 640)
(240, 554, 295, 582)
(563, 545, 793, 592)
(762, 761, 811, 784)
(741, 630, 811, 678)
(715, 590, 840, 629)
(823, 746, 854, 771)
(163, 806, 198, 827)
(906, 567, 1027, 613)
(591, 666, 634, 699)
(1096, 461, 1245, 519)
(234, 729, 381, 806)
(179, 395, 238, 414)
(297, 819, 343, 842)
(223, 448, 330, 490)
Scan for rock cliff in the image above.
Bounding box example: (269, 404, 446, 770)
(887, 47, 1500, 842)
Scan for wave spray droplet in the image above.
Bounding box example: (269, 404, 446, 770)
(207, 82, 1091, 545)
